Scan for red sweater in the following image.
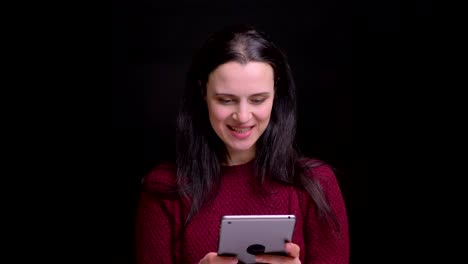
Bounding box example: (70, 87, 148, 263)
(135, 160, 349, 264)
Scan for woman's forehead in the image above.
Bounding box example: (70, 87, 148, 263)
(207, 61, 274, 94)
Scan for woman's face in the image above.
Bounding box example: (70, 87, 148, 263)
(205, 61, 275, 164)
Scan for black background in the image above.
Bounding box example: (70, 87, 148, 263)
(111, 1, 436, 263)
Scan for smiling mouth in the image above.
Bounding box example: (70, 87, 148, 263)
(228, 125, 253, 133)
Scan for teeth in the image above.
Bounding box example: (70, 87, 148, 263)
(231, 127, 251, 133)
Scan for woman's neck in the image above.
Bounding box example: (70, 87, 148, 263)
(224, 147, 255, 166)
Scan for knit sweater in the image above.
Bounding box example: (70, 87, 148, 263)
(135, 159, 349, 264)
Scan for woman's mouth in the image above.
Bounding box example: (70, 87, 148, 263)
(227, 125, 254, 139)
(228, 125, 253, 133)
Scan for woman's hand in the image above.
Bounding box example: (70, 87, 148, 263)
(255, 242, 301, 264)
(198, 252, 238, 264)
(198, 242, 300, 264)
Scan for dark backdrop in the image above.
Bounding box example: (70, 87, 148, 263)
(112, 1, 369, 263)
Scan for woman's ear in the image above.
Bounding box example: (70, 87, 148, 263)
(274, 76, 280, 91)
(199, 80, 206, 99)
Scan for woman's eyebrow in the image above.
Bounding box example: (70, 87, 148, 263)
(250, 92, 271, 97)
(215, 92, 271, 97)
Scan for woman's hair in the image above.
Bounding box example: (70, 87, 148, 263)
(176, 24, 339, 231)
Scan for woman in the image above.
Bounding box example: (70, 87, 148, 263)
(135, 24, 349, 264)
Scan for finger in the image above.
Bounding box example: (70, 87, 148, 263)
(217, 255, 238, 264)
(285, 242, 300, 258)
(199, 253, 238, 264)
(215, 254, 238, 264)
(254, 243, 301, 263)
(255, 254, 299, 264)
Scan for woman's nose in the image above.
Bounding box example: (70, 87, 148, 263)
(232, 103, 252, 123)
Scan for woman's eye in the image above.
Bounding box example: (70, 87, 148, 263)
(218, 98, 234, 104)
(251, 98, 266, 104)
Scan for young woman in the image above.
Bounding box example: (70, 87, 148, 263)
(135, 24, 349, 264)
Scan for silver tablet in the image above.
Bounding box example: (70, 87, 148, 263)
(217, 214, 296, 264)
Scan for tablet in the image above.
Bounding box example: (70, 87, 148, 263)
(217, 214, 296, 264)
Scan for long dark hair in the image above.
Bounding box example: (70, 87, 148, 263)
(176, 24, 339, 231)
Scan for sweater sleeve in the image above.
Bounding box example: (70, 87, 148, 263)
(302, 164, 350, 264)
(135, 164, 181, 264)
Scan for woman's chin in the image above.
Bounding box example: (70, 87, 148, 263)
(227, 143, 255, 153)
